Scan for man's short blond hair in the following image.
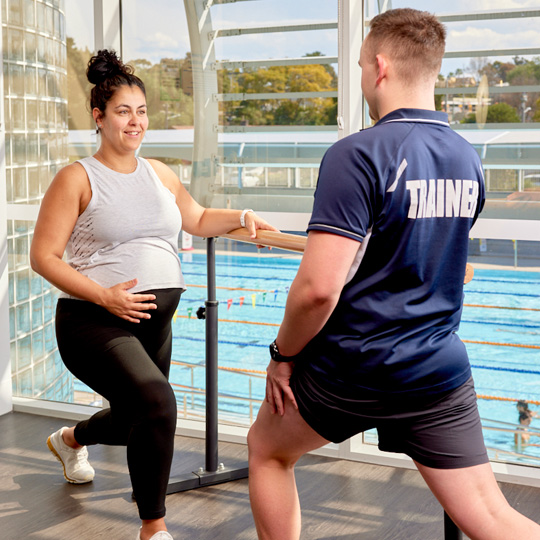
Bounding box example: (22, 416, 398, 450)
(365, 8, 446, 84)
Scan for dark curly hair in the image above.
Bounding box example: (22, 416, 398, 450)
(87, 49, 146, 116)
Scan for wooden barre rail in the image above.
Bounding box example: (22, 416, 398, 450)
(222, 228, 474, 284)
(222, 228, 306, 253)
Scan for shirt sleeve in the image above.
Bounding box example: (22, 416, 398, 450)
(308, 136, 375, 242)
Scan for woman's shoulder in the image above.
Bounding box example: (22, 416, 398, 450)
(145, 158, 174, 176)
(53, 161, 89, 185)
(48, 161, 92, 206)
(144, 158, 179, 190)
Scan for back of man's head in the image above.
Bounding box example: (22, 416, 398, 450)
(366, 8, 446, 85)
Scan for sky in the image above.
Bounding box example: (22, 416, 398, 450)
(65, 0, 540, 76)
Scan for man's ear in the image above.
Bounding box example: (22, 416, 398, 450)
(375, 54, 389, 86)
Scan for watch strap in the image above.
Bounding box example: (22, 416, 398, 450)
(269, 340, 294, 362)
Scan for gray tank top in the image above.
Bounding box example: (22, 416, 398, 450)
(61, 156, 185, 298)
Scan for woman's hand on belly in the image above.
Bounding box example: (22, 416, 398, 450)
(98, 278, 157, 323)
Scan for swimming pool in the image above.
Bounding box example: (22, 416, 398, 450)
(170, 252, 540, 465)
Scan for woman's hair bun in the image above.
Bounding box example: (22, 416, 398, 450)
(87, 49, 134, 85)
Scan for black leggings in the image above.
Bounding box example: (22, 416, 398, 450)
(55, 288, 182, 520)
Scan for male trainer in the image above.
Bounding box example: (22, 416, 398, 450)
(247, 8, 540, 540)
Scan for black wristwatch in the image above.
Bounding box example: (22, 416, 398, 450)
(269, 339, 294, 362)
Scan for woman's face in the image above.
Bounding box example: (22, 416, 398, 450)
(94, 85, 148, 154)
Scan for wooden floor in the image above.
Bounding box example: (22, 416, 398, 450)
(1, 412, 540, 540)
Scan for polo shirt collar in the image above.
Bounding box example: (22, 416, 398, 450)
(376, 108, 450, 128)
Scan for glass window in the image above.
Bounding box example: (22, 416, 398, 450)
(23, 0, 35, 28)
(12, 165, 26, 199)
(26, 98, 37, 129)
(37, 33, 46, 62)
(8, 0, 22, 25)
(9, 307, 16, 340)
(27, 133, 38, 163)
(31, 296, 43, 330)
(119, 0, 337, 428)
(5, 0, 69, 408)
(35, 0, 45, 32)
(122, 0, 193, 132)
(18, 364, 32, 394)
(346, 0, 540, 470)
(11, 98, 24, 129)
(16, 302, 30, 336)
(28, 166, 39, 199)
(12, 133, 26, 165)
(30, 269, 42, 296)
(10, 63, 24, 95)
(25, 65, 37, 95)
(1, 0, 537, 476)
(9, 28, 24, 62)
(38, 67, 46, 95)
(5, 168, 12, 200)
(33, 360, 45, 393)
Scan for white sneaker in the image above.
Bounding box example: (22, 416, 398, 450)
(136, 528, 174, 540)
(47, 426, 95, 484)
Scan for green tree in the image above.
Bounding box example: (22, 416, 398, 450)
(222, 56, 337, 126)
(461, 112, 477, 124)
(507, 60, 540, 85)
(478, 60, 515, 86)
(533, 97, 540, 121)
(487, 102, 520, 123)
(129, 55, 194, 129)
(461, 103, 521, 124)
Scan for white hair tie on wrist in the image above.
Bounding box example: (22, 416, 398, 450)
(240, 208, 254, 228)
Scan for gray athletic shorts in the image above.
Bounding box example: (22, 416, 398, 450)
(290, 370, 489, 469)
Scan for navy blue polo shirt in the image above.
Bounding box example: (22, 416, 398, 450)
(301, 108, 485, 397)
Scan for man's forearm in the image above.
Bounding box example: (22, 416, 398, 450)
(275, 280, 340, 357)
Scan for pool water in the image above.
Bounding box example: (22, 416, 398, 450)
(170, 252, 540, 464)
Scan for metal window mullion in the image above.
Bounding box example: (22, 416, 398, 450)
(184, 0, 219, 207)
(212, 0, 259, 4)
(364, 9, 540, 24)
(438, 9, 540, 23)
(212, 21, 337, 39)
(215, 91, 338, 102)
(93, 0, 122, 54)
(216, 56, 338, 70)
(216, 125, 337, 133)
(337, 0, 364, 138)
(445, 47, 540, 59)
(436, 84, 540, 95)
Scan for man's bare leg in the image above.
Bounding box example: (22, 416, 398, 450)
(248, 400, 329, 540)
(415, 461, 540, 540)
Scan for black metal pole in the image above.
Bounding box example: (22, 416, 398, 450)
(205, 236, 218, 473)
(166, 237, 249, 494)
(444, 511, 463, 540)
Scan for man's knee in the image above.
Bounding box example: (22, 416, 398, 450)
(247, 419, 300, 469)
(247, 419, 267, 460)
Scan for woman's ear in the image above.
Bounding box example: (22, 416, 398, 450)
(92, 107, 103, 128)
